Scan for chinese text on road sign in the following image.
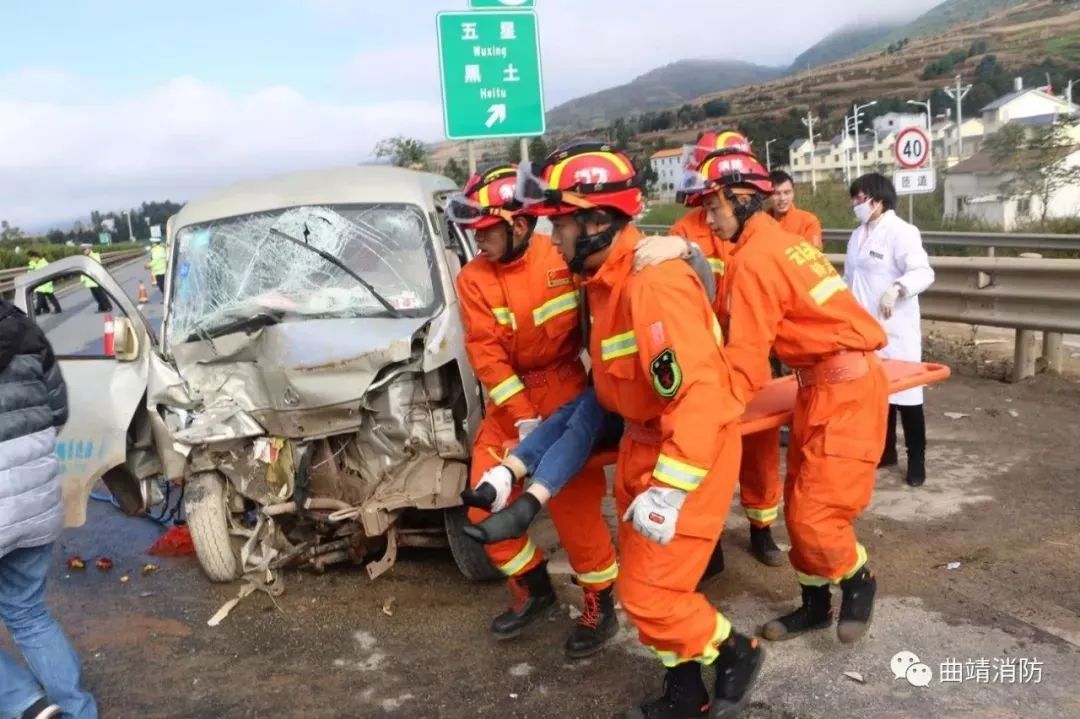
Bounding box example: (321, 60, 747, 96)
(437, 11, 545, 140)
(895, 126, 931, 169)
(894, 168, 935, 196)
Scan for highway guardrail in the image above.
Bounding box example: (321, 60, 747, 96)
(1, 249, 146, 297)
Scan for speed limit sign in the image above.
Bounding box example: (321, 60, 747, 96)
(895, 127, 930, 169)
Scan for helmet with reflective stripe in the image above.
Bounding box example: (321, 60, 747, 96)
(447, 164, 519, 229)
(683, 149, 773, 207)
(516, 141, 644, 218)
(691, 129, 752, 168)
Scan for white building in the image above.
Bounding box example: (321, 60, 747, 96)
(650, 148, 684, 201)
(980, 79, 1078, 135)
(788, 130, 897, 184)
(944, 146, 1080, 230)
(873, 112, 926, 135)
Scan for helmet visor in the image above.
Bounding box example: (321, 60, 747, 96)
(513, 161, 551, 207)
(445, 193, 512, 226)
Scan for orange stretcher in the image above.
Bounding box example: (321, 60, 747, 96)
(584, 359, 951, 470)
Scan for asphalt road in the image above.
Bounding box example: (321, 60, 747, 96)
(6, 370, 1079, 719)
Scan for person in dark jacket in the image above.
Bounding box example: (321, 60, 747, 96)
(0, 299, 98, 719)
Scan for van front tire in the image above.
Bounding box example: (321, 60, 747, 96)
(184, 471, 242, 582)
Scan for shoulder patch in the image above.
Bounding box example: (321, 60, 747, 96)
(650, 348, 683, 398)
(547, 267, 572, 287)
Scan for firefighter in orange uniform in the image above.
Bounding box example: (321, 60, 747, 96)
(449, 165, 619, 658)
(687, 149, 888, 645)
(519, 143, 763, 719)
(663, 130, 785, 569)
(768, 170, 823, 249)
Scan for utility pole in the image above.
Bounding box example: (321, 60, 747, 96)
(842, 114, 857, 186)
(123, 210, 135, 243)
(801, 112, 818, 193)
(943, 74, 972, 160)
(765, 138, 777, 173)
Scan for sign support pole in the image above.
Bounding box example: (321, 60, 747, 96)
(520, 137, 529, 163)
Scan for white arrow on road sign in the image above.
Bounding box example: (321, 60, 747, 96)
(485, 103, 507, 128)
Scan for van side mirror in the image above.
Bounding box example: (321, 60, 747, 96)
(112, 317, 140, 361)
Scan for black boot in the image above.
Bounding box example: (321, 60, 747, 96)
(697, 539, 725, 588)
(710, 631, 765, 719)
(899, 404, 926, 487)
(623, 662, 710, 719)
(463, 494, 541, 544)
(749, 525, 786, 567)
(761, 584, 833, 641)
(837, 565, 877, 644)
(490, 561, 557, 640)
(879, 404, 898, 468)
(564, 586, 618, 659)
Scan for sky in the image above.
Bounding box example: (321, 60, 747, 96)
(0, 0, 944, 230)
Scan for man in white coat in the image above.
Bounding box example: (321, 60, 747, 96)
(844, 173, 935, 486)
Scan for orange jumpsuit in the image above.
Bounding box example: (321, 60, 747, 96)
(723, 213, 888, 584)
(774, 205, 823, 250)
(586, 224, 743, 666)
(671, 208, 779, 530)
(456, 236, 617, 591)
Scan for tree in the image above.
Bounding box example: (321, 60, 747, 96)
(442, 157, 469, 186)
(0, 220, 23, 243)
(703, 99, 730, 118)
(506, 139, 523, 163)
(527, 136, 549, 161)
(373, 136, 432, 170)
(986, 118, 1080, 224)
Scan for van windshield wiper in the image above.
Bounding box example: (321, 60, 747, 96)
(270, 226, 401, 318)
(195, 311, 283, 341)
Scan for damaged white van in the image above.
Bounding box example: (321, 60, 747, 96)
(16, 166, 500, 584)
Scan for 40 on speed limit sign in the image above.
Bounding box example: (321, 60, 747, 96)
(895, 126, 930, 169)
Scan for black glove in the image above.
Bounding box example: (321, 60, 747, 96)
(460, 483, 497, 510)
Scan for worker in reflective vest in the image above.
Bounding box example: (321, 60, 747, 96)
(27, 251, 62, 314)
(448, 163, 619, 660)
(147, 237, 168, 294)
(80, 244, 112, 313)
(521, 141, 764, 718)
(688, 148, 888, 647)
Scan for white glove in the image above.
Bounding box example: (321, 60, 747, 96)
(633, 236, 691, 272)
(879, 283, 903, 320)
(515, 417, 541, 441)
(622, 487, 688, 546)
(478, 465, 514, 512)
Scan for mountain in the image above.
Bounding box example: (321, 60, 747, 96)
(545, 60, 784, 131)
(790, 22, 906, 72)
(883, 0, 1030, 44)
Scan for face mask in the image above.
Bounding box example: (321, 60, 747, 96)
(853, 199, 874, 226)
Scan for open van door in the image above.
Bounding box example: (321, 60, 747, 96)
(15, 255, 159, 526)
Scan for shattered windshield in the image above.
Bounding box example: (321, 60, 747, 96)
(168, 204, 438, 344)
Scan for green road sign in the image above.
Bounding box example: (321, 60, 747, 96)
(468, 0, 535, 8)
(436, 11, 545, 140)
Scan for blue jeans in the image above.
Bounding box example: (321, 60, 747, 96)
(0, 543, 97, 719)
(511, 388, 622, 495)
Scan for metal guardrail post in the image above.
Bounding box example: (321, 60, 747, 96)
(1012, 253, 1043, 383)
(1041, 332, 1064, 374)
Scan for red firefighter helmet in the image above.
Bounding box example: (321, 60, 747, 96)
(516, 142, 644, 218)
(445, 164, 519, 230)
(681, 149, 773, 207)
(691, 129, 752, 167)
